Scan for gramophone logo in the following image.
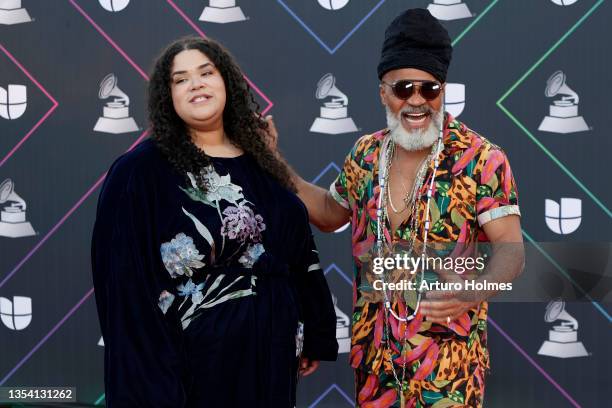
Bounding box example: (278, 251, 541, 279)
(310, 73, 358, 135)
(333, 294, 351, 354)
(427, 0, 473, 21)
(444, 83, 465, 118)
(0, 179, 36, 238)
(98, 0, 130, 12)
(94, 73, 139, 134)
(545, 198, 581, 235)
(538, 300, 589, 358)
(199, 0, 247, 24)
(317, 0, 350, 11)
(538, 71, 589, 134)
(0, 296, 32, 331)
(0, 0, 32, 25)
(550, 0, 580, 6)
(0, 84, 27, 120)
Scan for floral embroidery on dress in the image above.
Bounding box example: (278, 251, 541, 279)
(158, 290, 175, 314)
(160, 233, 205, 278)
(177, 278, 206, 306)
(221, 203, 266, 243)
(238, 243, 265, 268)
(159, 163, 268, 330)
(182, 166, 244, 207)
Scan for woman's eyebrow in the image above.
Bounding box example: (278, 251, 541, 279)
(171, 63, 214, 77)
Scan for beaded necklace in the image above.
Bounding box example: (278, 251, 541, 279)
(375, 115, 445, 407)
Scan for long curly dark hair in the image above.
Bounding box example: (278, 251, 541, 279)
(148, 36, 295, 192)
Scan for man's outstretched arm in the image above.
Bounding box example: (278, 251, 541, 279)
(263, 116, 350, 232)
(292, 172, 351, 233)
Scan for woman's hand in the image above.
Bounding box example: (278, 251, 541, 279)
(299, 357, 320, 376)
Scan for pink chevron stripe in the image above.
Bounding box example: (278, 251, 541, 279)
(0, 287, 95, 386)
(69, 0, 149, 81)
(0, 129, 150, 290)
(165, 0, 274, 114)
(0, 43, 59, 167)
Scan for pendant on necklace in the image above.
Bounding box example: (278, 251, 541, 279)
(400, 388, 406, 408)
(403, 195, 411, 207)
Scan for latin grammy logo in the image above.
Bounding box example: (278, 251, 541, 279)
(199, 0, 247, 24)
(0, 0, 32, 25)
(538, 300, 589, 358)
(333, 295, 351, 354)
(427, 0, 473, 21)
(310, 73, 358, 135)
(93, 74, 139, 134)
(538, 71, 589, 134)
(0, 178, 36, 238)
(0, 84, 27, 120)
(444, 83, 466, 118)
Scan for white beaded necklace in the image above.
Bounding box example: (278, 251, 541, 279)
(375, 112, 445, 406)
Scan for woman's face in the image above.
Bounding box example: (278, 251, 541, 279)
(170, 49, 227, 130)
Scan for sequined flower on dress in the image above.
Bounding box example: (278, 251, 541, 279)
(221, 203, 266, 243)
(157, 290, 175, 314)
(182, 166, 244, 207)
(177, 278, 206, 305)
(160, 233, 205, 278)
(238, 243, 265, 268)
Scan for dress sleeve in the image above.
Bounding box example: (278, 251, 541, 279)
(475, 146, 521, 227)
(293, 222, 338, 361)
(91, 158, 186, 407)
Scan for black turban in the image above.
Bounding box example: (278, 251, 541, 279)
(377, 8, 452, 83)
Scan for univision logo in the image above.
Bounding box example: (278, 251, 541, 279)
(0, 296, 32, 330)
(550, 0, 580, 6)
(545, 198, 581, 235)
(0, 84, 27, 120)
(318, 0, 350, 10)
(98, 0, 130, 12)
(444, 83, 466, 118)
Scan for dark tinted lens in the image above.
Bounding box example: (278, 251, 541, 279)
(392, 80, 414, 100)
(421, 81, 442, 100)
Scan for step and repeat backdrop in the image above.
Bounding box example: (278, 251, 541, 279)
(1, 1, 611, 407)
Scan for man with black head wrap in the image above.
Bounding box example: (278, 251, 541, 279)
(268, 8, 524, 407)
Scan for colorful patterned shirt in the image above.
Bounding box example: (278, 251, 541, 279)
(330, 115, 520, 407)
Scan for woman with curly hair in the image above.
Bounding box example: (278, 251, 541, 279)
(91, 36, 338, 407)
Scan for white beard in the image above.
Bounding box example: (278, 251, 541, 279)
(385, 106, 443, 152)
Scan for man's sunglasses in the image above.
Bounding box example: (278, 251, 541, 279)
(381, 79, 443, 101)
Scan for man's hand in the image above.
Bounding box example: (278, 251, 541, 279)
(262, 114, 279, 156)
(299, 357, 320, 376)
(420, 215, 524, 324)
(258, 114, 350, 231)
(419, 290, 480, 324)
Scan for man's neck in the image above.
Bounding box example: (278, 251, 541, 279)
(394, 143, 432, 164)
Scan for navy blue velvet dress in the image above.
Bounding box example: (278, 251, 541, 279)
(91, 139, 338, 407)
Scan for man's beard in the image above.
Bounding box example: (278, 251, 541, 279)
(385, 105, 443, 151)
